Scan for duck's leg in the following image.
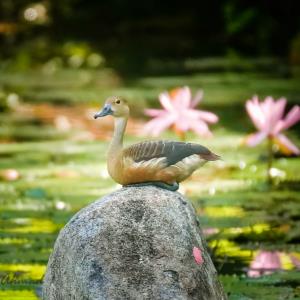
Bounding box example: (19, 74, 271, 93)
(123, 181, 179, 191)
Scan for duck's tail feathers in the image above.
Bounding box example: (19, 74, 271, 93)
(199, 152, 221, 161)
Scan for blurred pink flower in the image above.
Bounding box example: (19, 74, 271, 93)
(248, 251, 281, 277)
(245, 96, 300, 155)
(0, 169, 20, 181)
(193, 246, 203, 265)
(248, 250, 300, 278)
(203, 227, 219, 236)
(144, 86, 218, 139)
(290, 254, 300, 268)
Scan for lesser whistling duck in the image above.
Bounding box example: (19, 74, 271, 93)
(94, 96, 220, 191)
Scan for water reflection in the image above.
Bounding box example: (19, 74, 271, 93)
(7, 218, 62, 233)
(0, 290, 39, 300)
(0, 263, 45, 280)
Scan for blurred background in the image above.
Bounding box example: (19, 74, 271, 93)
(0, 0, 300, 299)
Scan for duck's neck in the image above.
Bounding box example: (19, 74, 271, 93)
(108, 117, 128, 155)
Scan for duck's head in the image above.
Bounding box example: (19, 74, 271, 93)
(94, 96, 129, 119)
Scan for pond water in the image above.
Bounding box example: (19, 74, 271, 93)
(0, 67, 300, 299)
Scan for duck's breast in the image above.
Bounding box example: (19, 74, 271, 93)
(122, 156, 168, 184)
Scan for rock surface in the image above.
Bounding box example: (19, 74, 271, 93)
(43, 186, 227, 300)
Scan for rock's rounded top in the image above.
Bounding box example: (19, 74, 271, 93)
(70, 186, 188, 225)
(79, 185, 184, 213)
(43, 186, 226, 300)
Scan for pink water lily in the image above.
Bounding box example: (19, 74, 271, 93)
(144, 86, 218, 139)
(248, 250, 300, 277)
(245, 96, 300, 155)
(248, 251, 281, 277)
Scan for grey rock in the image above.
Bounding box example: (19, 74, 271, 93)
(43, 186, 227, 300)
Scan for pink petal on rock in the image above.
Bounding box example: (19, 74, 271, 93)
(191, 90, 204, 108)
(245, 132, 267, 147)
(275, 134, 300, 155)
(193, 247, 203, 265)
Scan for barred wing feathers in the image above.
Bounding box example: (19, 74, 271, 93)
(123, 140, 219, 167)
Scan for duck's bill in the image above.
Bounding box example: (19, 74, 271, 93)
(94, 104, 113, 119)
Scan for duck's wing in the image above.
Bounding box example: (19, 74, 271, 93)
(123, 140, 219, 167)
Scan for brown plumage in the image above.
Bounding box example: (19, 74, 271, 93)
(94, 96, 220, 189)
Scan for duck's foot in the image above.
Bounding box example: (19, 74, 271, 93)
(123, 181, 179, 191)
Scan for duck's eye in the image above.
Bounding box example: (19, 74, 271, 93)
(116, 100, 121, 104)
